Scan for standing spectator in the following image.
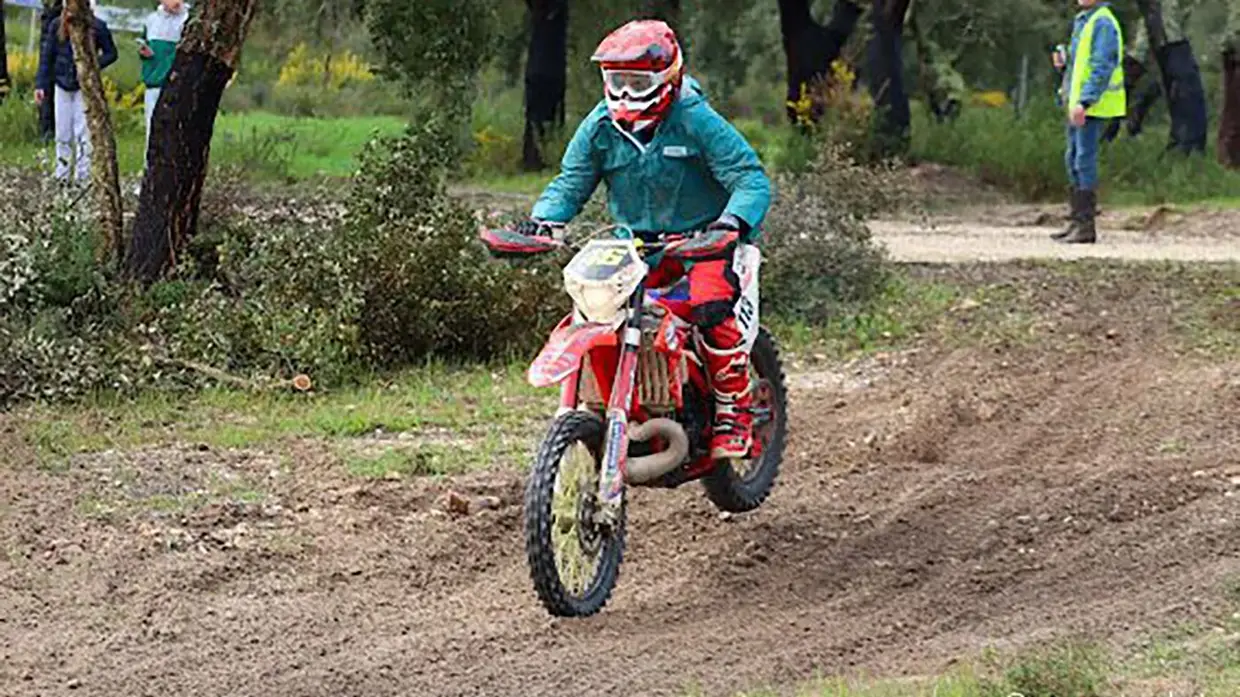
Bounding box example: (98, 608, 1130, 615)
(34, 0, 118, 184)
(37, 0, 65, 142)
(138, 0, 188, 158)
(1052, 0, 1126, 245)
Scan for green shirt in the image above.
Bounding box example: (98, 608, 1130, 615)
(140, 6, 188, 88)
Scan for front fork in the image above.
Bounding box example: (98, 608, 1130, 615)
(596, 283, 646, 526)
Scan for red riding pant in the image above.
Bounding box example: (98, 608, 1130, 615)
(646, 256, 743, 348)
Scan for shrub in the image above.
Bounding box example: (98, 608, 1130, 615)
(911, 97, 1240, 204)
(342, 122, 565, 364)
(139, 121, 565, 386)
(0, 172, 136, 404)
(761, 141, 900, 323)
(0, 89, 42, 147)
(0, 116, 569, 405)
(277, 43, 375, 90)
(980, 639, 1113, 697)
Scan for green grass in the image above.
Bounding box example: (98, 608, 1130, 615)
(910, 98, 1240, 206)
(769, 273, 1038, 362)
(211, 111, 406, 179)
(344, 446, 463, 479)
(724, 619, 1240, 696)
(11, 360, 550, 466)
(0, 104, 405, 180)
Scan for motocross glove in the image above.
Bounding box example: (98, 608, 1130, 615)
(706, 212, 749, 236)
(514, 217, 564, 238)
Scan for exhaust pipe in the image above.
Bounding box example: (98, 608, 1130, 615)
(624, 418, 690, 484)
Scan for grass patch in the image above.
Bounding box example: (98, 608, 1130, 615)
(770, 272, 1038, 361)
(345, 443, 482, 479)
(754, 575, 1240, 697)
(1177, 279, 1240, 359)
(0, 109, 406, 181)
(726, 627, 1240, 696)
(910, 99, 1240, 206)
(10, 361, 550, 467)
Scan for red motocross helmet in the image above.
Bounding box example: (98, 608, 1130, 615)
(591, 20, 685, 133)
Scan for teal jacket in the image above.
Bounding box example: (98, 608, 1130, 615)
(531, 76, 772, 243)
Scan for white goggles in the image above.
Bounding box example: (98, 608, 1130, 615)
(602, 66, 671, 99)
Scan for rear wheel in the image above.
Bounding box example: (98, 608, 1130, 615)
(702, 327, 788, 513)
(524, 411, 626, 617)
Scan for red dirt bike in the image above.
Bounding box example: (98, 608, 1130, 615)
(480, 222, 788, 618)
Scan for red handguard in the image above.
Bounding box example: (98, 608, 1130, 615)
(663, 228, 739, 261)
(479, 227, 564, 258)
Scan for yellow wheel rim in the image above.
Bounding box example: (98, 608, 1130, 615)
(550, 441, 603, 596)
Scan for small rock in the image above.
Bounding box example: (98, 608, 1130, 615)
(718, 511, 734, 522)
(1229, 476, 1240, 488)
(474, 495, 502, 511)
(444, 491, 470, 517)
(1016, 515, 1033, 524)
(1192, 470, 1208, 479)
(1105, 329, 1118, 340)
(833, 398, 847, 409)
(197, 443, 210, 452)
(67, 679, 81, 690)
(383, 470, 403, 482)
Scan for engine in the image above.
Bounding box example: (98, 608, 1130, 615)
(577, 309, 689, 415)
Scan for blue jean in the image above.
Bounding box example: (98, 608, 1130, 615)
(1065, 116, 1104, 190)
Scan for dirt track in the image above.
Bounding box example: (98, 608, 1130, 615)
(871, 219, 1240, 263)
(3, 235, 1240, 696)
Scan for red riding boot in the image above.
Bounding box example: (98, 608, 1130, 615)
(698, 329, 754, 460)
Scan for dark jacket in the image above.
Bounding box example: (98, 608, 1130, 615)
(35, 15, 118, 93)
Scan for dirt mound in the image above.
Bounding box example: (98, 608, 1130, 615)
(3, 292, 1239, 696)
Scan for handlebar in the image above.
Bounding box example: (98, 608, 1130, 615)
(478, 223, 738, 262)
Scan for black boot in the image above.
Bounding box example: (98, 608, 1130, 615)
(1051, 188, 1082, 240)
(1059, 189, 1097, 243)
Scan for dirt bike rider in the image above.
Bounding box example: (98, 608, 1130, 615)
(515, 19, 773, 461)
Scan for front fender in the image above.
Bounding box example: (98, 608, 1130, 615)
(528, 316, 619, 388)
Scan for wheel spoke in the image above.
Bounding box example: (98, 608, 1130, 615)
(550, 441, 602, 599)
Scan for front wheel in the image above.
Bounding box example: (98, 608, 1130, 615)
(524, 410, 626, 617)
(702, 326, 788, 513)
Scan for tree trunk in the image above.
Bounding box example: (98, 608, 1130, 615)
(126, 0, 258, 284)
(1219, 4, 1240, 168)
(777, 0, 864, 126)
(1221, 41, 1240, 167)
(521, 0, 567, 172)
(638, 0, 680, 25)
(0, 1, 11, 105)
(865, 0, 911, 159)
(1134, 0, 1209, 154)
(638, 0, 683, 59)
(65, 0, 123, 264)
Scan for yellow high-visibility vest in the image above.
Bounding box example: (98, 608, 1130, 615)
(1068, 6, 1126, 118)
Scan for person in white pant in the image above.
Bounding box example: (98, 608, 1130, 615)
(33, 0, 118, 184)
(139, 0, 188, 159)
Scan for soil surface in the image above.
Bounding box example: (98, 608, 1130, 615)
(871, 218, 1240, 263)
(4, 258, 1239, 697)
